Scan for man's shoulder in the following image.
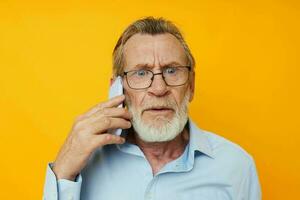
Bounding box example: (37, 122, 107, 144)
(192, 123, 255, 167)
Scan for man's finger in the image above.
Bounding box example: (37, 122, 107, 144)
(84, 95, 125, 117)
(100, 95, 125, 108)
(89, 117, 131, 134)
(91, 107, 132, 120)
(91, 134, 125, 149)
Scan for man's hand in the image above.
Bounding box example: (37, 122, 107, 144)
(52, 95, 132, 181)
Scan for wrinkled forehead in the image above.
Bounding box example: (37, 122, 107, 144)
(123, 33, 188, 71)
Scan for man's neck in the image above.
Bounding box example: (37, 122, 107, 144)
(126, 128, 189, 175)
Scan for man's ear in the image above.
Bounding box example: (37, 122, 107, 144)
(189, 71, 195, 102)
(110, 78, 114, 86)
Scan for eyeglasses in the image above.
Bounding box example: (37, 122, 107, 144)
(123, 66, 191, 90)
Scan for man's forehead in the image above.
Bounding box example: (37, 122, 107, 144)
(123, 33, 187, 69)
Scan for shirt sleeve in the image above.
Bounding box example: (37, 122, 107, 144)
(42, 162, 82, 200)
(237, 158, 262, 200)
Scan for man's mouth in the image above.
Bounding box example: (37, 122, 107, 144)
(143, 106, 174, 114)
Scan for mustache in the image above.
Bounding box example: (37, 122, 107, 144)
(141, 99, 178, 112)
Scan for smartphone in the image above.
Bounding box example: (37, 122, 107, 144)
(108, 76, 124, 136)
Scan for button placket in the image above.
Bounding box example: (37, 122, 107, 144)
(144, 176, 158, 200)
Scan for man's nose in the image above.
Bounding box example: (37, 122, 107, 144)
(147, 73, 168, 96)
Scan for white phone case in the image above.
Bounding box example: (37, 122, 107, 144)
(108, 76, 123, 136)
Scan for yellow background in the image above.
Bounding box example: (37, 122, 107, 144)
(0, 0, 299, 199)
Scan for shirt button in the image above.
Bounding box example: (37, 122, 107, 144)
(68, 195, 73, 200)
(146, 193, 153, 199)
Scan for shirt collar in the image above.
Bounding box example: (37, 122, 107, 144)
(188, 118, 215, 159)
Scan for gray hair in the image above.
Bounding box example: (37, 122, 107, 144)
(112, 16, 195, 77)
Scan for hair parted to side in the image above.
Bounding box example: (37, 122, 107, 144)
(112, 16, 196, 77)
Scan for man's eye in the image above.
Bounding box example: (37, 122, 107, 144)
(136, 69, 148, 76)
(165, 67, 177, 74)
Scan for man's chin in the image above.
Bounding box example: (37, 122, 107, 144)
(142, 116, 173, 127)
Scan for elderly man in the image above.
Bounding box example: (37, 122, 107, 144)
(43, 17, 261, 200)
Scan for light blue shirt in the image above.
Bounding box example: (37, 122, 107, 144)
(43, 119, 261, 200)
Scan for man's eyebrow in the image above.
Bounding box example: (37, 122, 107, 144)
(134, 61, 185, 69)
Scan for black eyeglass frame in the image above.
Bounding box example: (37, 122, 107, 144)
(123, 65, 192, 90)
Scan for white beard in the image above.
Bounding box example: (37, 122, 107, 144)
(126, 89, 190, 142)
